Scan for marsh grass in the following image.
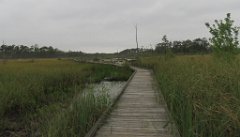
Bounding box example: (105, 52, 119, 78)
(0, 59, 132, 137)
(41, 86, 111, 137)
(136, 55, 240, 137)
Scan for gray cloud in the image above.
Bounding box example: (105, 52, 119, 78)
(0, 0, 240, 53)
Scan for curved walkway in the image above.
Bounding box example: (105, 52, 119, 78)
(94, 67, 179, 137)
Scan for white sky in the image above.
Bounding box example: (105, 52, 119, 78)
(0, 0, 240, 53)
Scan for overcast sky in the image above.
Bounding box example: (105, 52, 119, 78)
(0, 0, 240, 53)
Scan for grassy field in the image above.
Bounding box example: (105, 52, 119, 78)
(136, 55, 240, 137)
(0, 59, 133, 137)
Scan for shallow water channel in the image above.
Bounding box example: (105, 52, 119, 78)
(82, 81, 127, 101)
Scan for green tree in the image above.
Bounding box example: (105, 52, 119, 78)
(205, 13, 239, 60)
(155, 35, 171, 54)
(160, 35, 174, 58)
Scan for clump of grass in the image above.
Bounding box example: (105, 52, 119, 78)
(41, 87, 110, 137)
(89, 64, 133, 82)
(137, 55, 240, 137)
(0, 59, 133, 137)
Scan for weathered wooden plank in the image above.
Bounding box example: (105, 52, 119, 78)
(102, 121, 172, 130)
(97, 127, 169, 134)
(112, 108, 166, 113)
(106, 118, 169, 122)
(96, 133, 172, 137)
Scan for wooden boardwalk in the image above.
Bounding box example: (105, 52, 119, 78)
(93, 67, 179, 137)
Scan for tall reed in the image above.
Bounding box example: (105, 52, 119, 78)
(42, 86, 110, 137)
(137, 55, 240, 137)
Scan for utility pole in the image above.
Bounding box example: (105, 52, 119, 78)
(135, 24, 139, 55)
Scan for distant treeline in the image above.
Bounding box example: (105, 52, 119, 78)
(0, 44, 84, 59)
(155, 37, 211, 54)
(117, 38, 212, 58)
(1, 37, 238, 59)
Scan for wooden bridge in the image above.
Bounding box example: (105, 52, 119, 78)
(86, 67, 180, 137)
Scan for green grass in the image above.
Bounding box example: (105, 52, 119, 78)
(0, 59, 133, 137)
(42, 87, 110, 137)
(136, 55, 240, 137)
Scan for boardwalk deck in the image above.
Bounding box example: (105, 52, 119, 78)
(93, 67, 179, 137)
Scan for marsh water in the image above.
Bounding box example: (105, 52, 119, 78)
(83, 81, 127, 101)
